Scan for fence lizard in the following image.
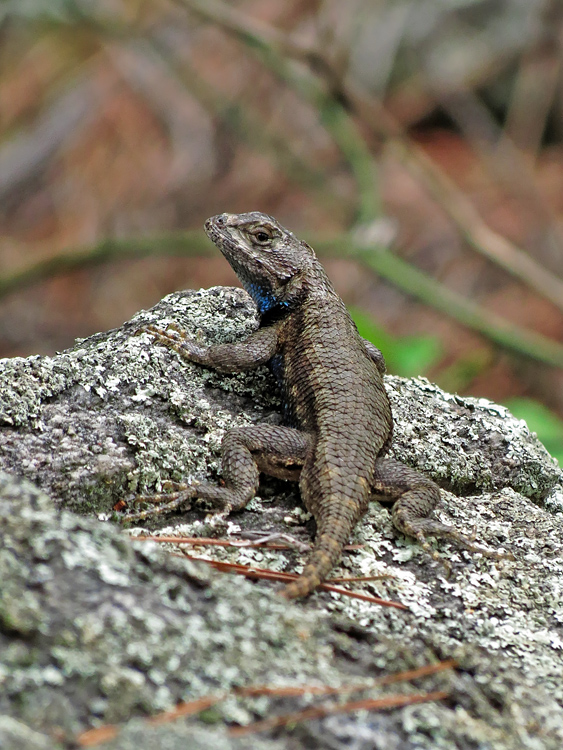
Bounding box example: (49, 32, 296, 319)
(124, 212, 494, 598)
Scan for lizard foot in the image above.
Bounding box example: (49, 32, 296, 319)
(401, 517, 513, 576)
(118, 485, 198, 525)
(140, 322, 189, 346)
(138, 322, 206, 363)
(139, 480, 191, 498)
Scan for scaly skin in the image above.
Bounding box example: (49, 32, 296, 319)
(124, 212, 499, 598)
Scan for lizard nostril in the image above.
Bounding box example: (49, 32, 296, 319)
(205, 215, 226, 231)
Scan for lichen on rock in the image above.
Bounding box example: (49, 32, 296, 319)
(1, 288, 563, 749)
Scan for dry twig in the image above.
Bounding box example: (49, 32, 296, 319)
(228, 689, 449, 737)
(130, 534, 403, 607)
(76, 659, 456, 746)
(175, 550, 408, 609)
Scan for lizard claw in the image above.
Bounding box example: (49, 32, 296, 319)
(118, 484, 198, 524)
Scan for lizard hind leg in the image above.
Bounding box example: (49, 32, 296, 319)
(120, 424, 311, 524)
(373, 457, 503, 572)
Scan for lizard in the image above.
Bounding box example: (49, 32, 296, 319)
(123, 211, 494, 599)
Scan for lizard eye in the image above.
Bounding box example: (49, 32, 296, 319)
(250, 227, 274, 245)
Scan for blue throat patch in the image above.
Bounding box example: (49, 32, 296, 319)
(245, 282, 289, 315)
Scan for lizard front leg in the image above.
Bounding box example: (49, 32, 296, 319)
(362, 338, 386, 374)
(140, 321, 279, 372)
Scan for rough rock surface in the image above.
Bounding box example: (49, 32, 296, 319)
(1, 287, 563, 749)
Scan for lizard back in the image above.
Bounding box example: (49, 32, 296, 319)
(275, 286, 393, 596)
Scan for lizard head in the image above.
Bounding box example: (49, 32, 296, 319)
(204, 212, 320, 315)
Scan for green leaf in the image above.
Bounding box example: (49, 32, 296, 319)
(392, 335, 442, 378)
(350, 308, 442, 377)
(505, 397, 563, 465)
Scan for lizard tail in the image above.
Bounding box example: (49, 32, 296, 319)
(281, 532, 345, 599)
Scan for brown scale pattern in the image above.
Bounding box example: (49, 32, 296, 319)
(124, 212, 501, 598)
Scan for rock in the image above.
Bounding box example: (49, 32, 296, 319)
(1, 287, 563, 748)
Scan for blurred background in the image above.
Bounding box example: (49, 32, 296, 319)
(1, 0, 563, 461)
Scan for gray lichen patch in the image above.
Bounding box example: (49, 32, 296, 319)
(335, 484, 563, 696)
(2, 287, 563, 749)
(99, 721, 287, 750)
(387, 376, 561, 500)
(0, 288, 278, 513)
(0, 716, 61, 750)
(3, 471, 563, 750)
(0, 472, 340, 738)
